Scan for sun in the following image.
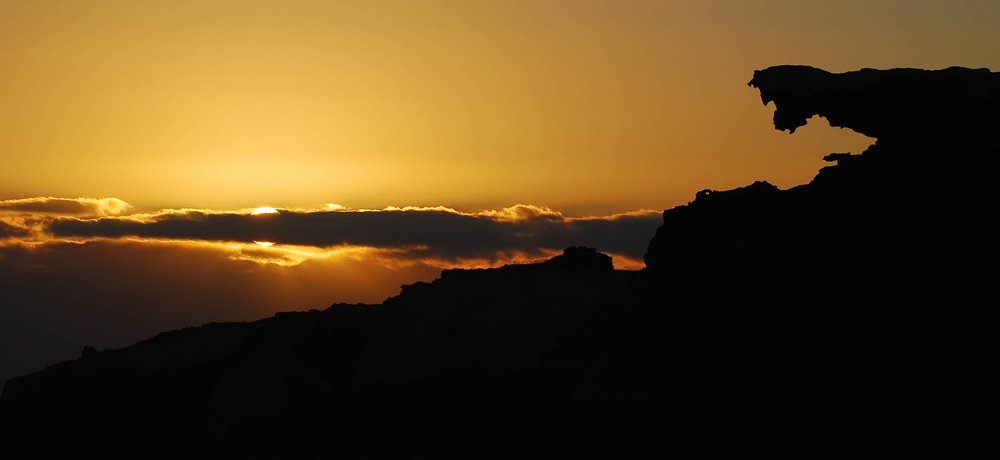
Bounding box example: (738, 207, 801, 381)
(251, 206, 278, 215)
(250, 207, 279, 246)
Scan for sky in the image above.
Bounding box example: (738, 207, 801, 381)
(2, 0, 999, 380)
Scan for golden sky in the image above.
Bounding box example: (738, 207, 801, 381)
(4, 0, 997, 215)
(2, 0, 999, 379)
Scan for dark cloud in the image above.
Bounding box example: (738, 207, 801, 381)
(0, 197, 131, 216)
(1, 199, 93, 215)
(47, 206, 663, 262)
(0, 220, 29, 239)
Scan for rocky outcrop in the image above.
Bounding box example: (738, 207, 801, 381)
(543, 246, 614, 271)
(631, 67, 1000, 453)
(646, 65, 1000, 273)
(643, 181, 781, 271)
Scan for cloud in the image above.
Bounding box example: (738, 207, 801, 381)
(0, 220, 17, 238)
(14, 202, 662, 268)
(0, 197, 132, 217)
(0, 197, 131, 244)
(0, 216, 35, 241)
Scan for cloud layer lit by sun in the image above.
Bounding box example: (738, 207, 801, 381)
(0, 197, 658, 270)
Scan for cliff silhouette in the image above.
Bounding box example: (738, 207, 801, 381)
(2, 66, 1000, 458)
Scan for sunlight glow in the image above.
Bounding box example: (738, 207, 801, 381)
(254, 241, 276, 247)
(251, 207, 279, 215)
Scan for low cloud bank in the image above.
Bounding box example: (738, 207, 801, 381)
(2, 199, 663, 268)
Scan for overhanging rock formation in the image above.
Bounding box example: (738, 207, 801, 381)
(747, 65, 1000, 140)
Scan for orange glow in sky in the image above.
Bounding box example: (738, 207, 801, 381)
(3, 1, 997, 215)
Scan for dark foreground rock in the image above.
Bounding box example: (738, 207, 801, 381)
(3, 66, 1000, 458)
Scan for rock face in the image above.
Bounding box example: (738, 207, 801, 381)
(3, 66, 1000, 457)
(643, 180, 782, 271)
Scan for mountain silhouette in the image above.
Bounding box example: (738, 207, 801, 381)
(2, 66, 1000, 458)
